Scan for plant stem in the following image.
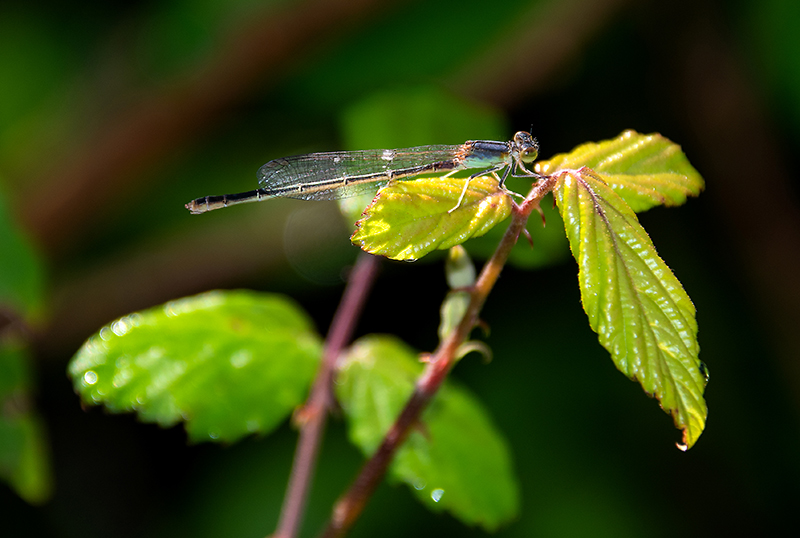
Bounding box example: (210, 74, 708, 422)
(271, 253, 380, 538)
(319, 177, 557, 538)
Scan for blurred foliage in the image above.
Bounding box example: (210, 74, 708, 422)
(340, 87, 508, 150)
(0, 342, 53, 505)
(1, 0, 799, 537)
(741, 0, 800, 143)
(0, 186, 44, 319)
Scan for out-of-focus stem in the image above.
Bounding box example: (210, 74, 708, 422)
(271, 253, 380, 538)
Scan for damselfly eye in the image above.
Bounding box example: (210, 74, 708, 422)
(522, 146, 538, 163)
(513, 131, 530, 145)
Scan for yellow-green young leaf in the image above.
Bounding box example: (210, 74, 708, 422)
(553, 168, 708, 449)
(351, 174, 512, 261)
(537, 130, 704, 213)
(336, 335, 519, 530)
(68, 291, 322, 443)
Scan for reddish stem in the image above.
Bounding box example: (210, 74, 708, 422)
(272, 253, 380, 538)
(320, 177, 557, 538)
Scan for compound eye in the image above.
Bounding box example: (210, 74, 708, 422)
(514, 131, 530, 145)
(521, 146, 538, 163)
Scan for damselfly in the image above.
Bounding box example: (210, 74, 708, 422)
(185, 131, 540, 214)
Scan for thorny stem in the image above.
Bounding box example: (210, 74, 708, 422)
(320, 176, 557, 538)
(271, 253, 380, 538)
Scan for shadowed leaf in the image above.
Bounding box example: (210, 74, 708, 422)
(0, 342, 53, 504)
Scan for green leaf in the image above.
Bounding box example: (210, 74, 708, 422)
(537, 130, 704, 213)
(339, 86, 507, 153)
(68, 290, 322, 443)
(0, 342, 53, 504)
(0, 186, 45, 319)
(351, 174, 512, 261)
(553, 168, 707, 449)
(335, 335, 519, 530)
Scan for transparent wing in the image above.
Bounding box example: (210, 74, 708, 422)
(257, 145, 462, 200)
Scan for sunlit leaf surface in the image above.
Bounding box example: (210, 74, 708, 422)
(68, 291, 322, 443)
(553, 168, 707, 449)
(351, 174, 512, 261)
(336, 335, 519, 530)
(537, 130, 704, 212)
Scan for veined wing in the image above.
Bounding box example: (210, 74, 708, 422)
(257, 145, 463, 200)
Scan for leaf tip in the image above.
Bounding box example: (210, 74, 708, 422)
(676, 426, 696, 451)
(675, 411, 706, 451)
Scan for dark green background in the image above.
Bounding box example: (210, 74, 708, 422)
(1, 0, 798, 536)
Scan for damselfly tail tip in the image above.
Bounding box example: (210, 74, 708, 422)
(185, 199, 208, 215)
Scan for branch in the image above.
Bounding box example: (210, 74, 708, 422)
(271, 253, 380, 538)
(320, 177, 558, 538)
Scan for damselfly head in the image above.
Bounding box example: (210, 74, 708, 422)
(513, 131, 539, 164)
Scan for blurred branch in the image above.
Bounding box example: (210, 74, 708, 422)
(447, 0, 630, 108)
(17, 0, 398, 255)
(273, 253, 379, 538)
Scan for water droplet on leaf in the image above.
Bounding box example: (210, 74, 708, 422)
(699, 361, 709, 384)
